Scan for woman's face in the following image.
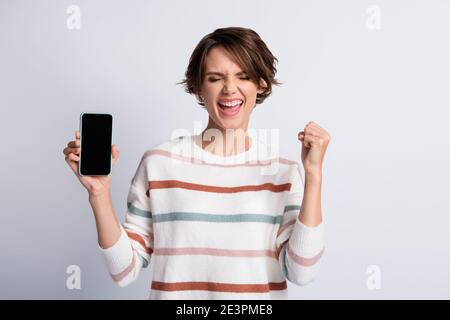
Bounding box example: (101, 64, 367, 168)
(199, 46, 265, 132)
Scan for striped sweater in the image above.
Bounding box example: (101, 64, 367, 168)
(99, 134, 325, 299)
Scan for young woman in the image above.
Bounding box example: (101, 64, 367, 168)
(63, 27, 330, 299)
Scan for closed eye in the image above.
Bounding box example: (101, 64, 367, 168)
(208, 76, 250, 82)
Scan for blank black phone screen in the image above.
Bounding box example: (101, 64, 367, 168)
(80, 113, 112, 176)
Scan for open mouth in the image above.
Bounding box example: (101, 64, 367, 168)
(217, 99, 243, 117)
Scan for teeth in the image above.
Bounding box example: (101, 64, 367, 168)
(218, 100, 243, 107)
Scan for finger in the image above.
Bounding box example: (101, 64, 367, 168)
(307, 121, 323, 129)
(304, 125, 324, 138)
(307, 121, 325, 131)
(65, 153, 80, 173)
(63, 147, 80, 156)
(307, 122, 330, 139)
(67, 140, 80, 148)
(302, 134, 323, 147)
(75, 131, 80, 140)
(301, 135, 312, 148)
(112, 144, 120, 165)
(66, 153, 79, 169)
(66, 152, 80, 162)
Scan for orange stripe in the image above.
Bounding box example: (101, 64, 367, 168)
(275, 239, 289, 259)
(151, 281, 287, 293)
(148, 180, 291, 193)
(126, 231, 153, 255)
(144, 149, 298, 167)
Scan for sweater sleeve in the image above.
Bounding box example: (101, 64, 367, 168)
(98, 153, 154, 287)
(275, 162, 325, 286)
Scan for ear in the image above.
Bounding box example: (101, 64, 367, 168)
(257, 79, 268, 94)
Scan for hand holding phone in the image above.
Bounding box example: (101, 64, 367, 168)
(63, 113, 120, 197)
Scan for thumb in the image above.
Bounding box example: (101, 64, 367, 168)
(112, 144, 120, 165)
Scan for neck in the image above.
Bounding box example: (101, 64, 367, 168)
(198, 117, 251, 156)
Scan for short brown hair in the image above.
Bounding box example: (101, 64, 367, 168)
(179, 27, 281, 106)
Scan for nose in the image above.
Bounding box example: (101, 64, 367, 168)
(222, 79, 237, 95)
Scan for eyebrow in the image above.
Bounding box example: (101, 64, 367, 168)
(205, 71, 248, 76)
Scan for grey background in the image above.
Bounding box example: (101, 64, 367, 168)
(1, 0, 449, 299)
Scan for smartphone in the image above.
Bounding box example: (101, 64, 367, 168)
(78, 113, 113, 176)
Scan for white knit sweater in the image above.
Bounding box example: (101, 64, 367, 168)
(99, 135, 325, 299)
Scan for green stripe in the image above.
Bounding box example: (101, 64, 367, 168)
(129, 205, 299, 222)
(153, 212, 283, 224)
(127, 202, 152, 218)
(284, 205, 301, 213)
(281, 205, 301, 225)
(141, 256, 149, 268)
(280, 246, 289, 278)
